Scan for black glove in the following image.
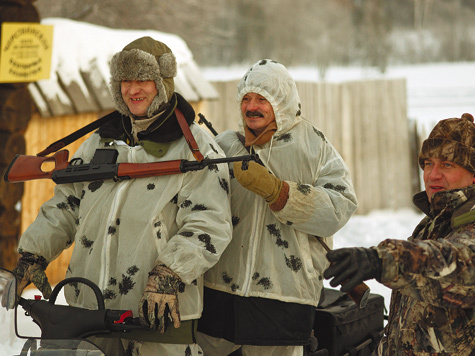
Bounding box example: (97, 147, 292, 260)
(324, 247, 382, 293)
(12, 252, 52, 303)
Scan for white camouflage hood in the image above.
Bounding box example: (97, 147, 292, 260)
(237, 59, 302, 136)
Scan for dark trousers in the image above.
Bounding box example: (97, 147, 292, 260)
(198, 287, 315, 346)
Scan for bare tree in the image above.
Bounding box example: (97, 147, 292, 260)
(33, 0, 229, 64)
(33, 0, 475, 67)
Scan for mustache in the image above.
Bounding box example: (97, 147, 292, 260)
(245, 111, 264, 118)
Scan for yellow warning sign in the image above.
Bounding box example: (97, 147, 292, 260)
(0, 23, 54, 83)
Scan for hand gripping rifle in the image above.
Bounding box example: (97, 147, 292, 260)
(315, 236, 370, 308)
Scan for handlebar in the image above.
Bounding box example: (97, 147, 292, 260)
(18, 277, 149, 339)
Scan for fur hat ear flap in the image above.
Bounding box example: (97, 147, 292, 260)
(159, 52, 177, 78)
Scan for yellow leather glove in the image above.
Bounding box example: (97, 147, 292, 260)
(138, 265, 184, 333)
(233, 161, 283, 204)
(12, 252, 52, 303)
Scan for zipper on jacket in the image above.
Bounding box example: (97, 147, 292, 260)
(98, 143, 137, 290)
(241, 198, 266, 295)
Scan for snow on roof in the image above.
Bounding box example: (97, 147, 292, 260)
(29, 18, 218, 117)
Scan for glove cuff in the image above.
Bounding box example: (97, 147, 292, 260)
(368, 247, 383, 281)
(19, 252, 48, 270)
(148, 265, 185, 293)
(269, 181, 289, 211)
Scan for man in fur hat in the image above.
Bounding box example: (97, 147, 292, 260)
(12, 37, 232, 355)
(324, 113, 475, 355)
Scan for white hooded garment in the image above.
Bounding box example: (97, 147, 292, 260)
(205, 59, 358, 306)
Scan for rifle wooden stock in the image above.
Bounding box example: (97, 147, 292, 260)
(4, 150, 70, 183)
(349, 282, 371, 309)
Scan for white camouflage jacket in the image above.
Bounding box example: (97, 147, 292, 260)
(18, 108, 232, 321)
(204, 60, 358, 306)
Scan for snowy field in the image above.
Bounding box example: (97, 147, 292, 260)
(1, 61, 475, 354)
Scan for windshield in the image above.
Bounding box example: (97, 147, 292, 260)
(0, 268, 16, 310)
(6, 338, 106, 355)
(0, 268, 106, 355)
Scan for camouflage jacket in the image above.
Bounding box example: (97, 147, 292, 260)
(376, 185, 475, 355)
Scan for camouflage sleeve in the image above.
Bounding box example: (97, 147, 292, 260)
(376, 234, 475, 309)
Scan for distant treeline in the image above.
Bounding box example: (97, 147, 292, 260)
(35, 0, 475, 76)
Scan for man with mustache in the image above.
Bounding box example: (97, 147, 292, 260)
(324, 113, 475, 355)
(196, 59, 358, 356)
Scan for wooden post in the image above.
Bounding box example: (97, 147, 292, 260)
(0, 0, 40, 270)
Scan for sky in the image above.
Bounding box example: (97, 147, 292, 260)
(2, 17, 475, 355)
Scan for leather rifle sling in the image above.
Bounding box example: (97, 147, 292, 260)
(36, 111, 118, 157)
(175, 108, 204, 162)
(36, 107, 205, 163)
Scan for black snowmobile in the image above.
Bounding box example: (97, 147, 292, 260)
(0, 267, 151, 355)
(1, 267, 385, 356)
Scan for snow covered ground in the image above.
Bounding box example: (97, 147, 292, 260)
(1, 61, 475, 355)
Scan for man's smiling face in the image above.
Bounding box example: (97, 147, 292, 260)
(121, 80, 158, 118)
(241, 92, 276, 135)
(423, 157, 475, 202)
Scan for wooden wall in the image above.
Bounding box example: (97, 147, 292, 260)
(21, 112, 99, 284)
(0, 0, 40, 271)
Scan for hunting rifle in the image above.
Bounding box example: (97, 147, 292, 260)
(4, 148, 258, 184)
(3, 107, 258, 184)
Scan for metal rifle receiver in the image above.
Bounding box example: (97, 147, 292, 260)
(198, 113, 219, 136)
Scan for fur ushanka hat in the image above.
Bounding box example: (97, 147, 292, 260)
(419, 113, 475, 173)
(109, 36, 177, 117)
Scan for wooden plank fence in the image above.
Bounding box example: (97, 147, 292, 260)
(200, 78, 416, 215)
(21, 112, 97, 284)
